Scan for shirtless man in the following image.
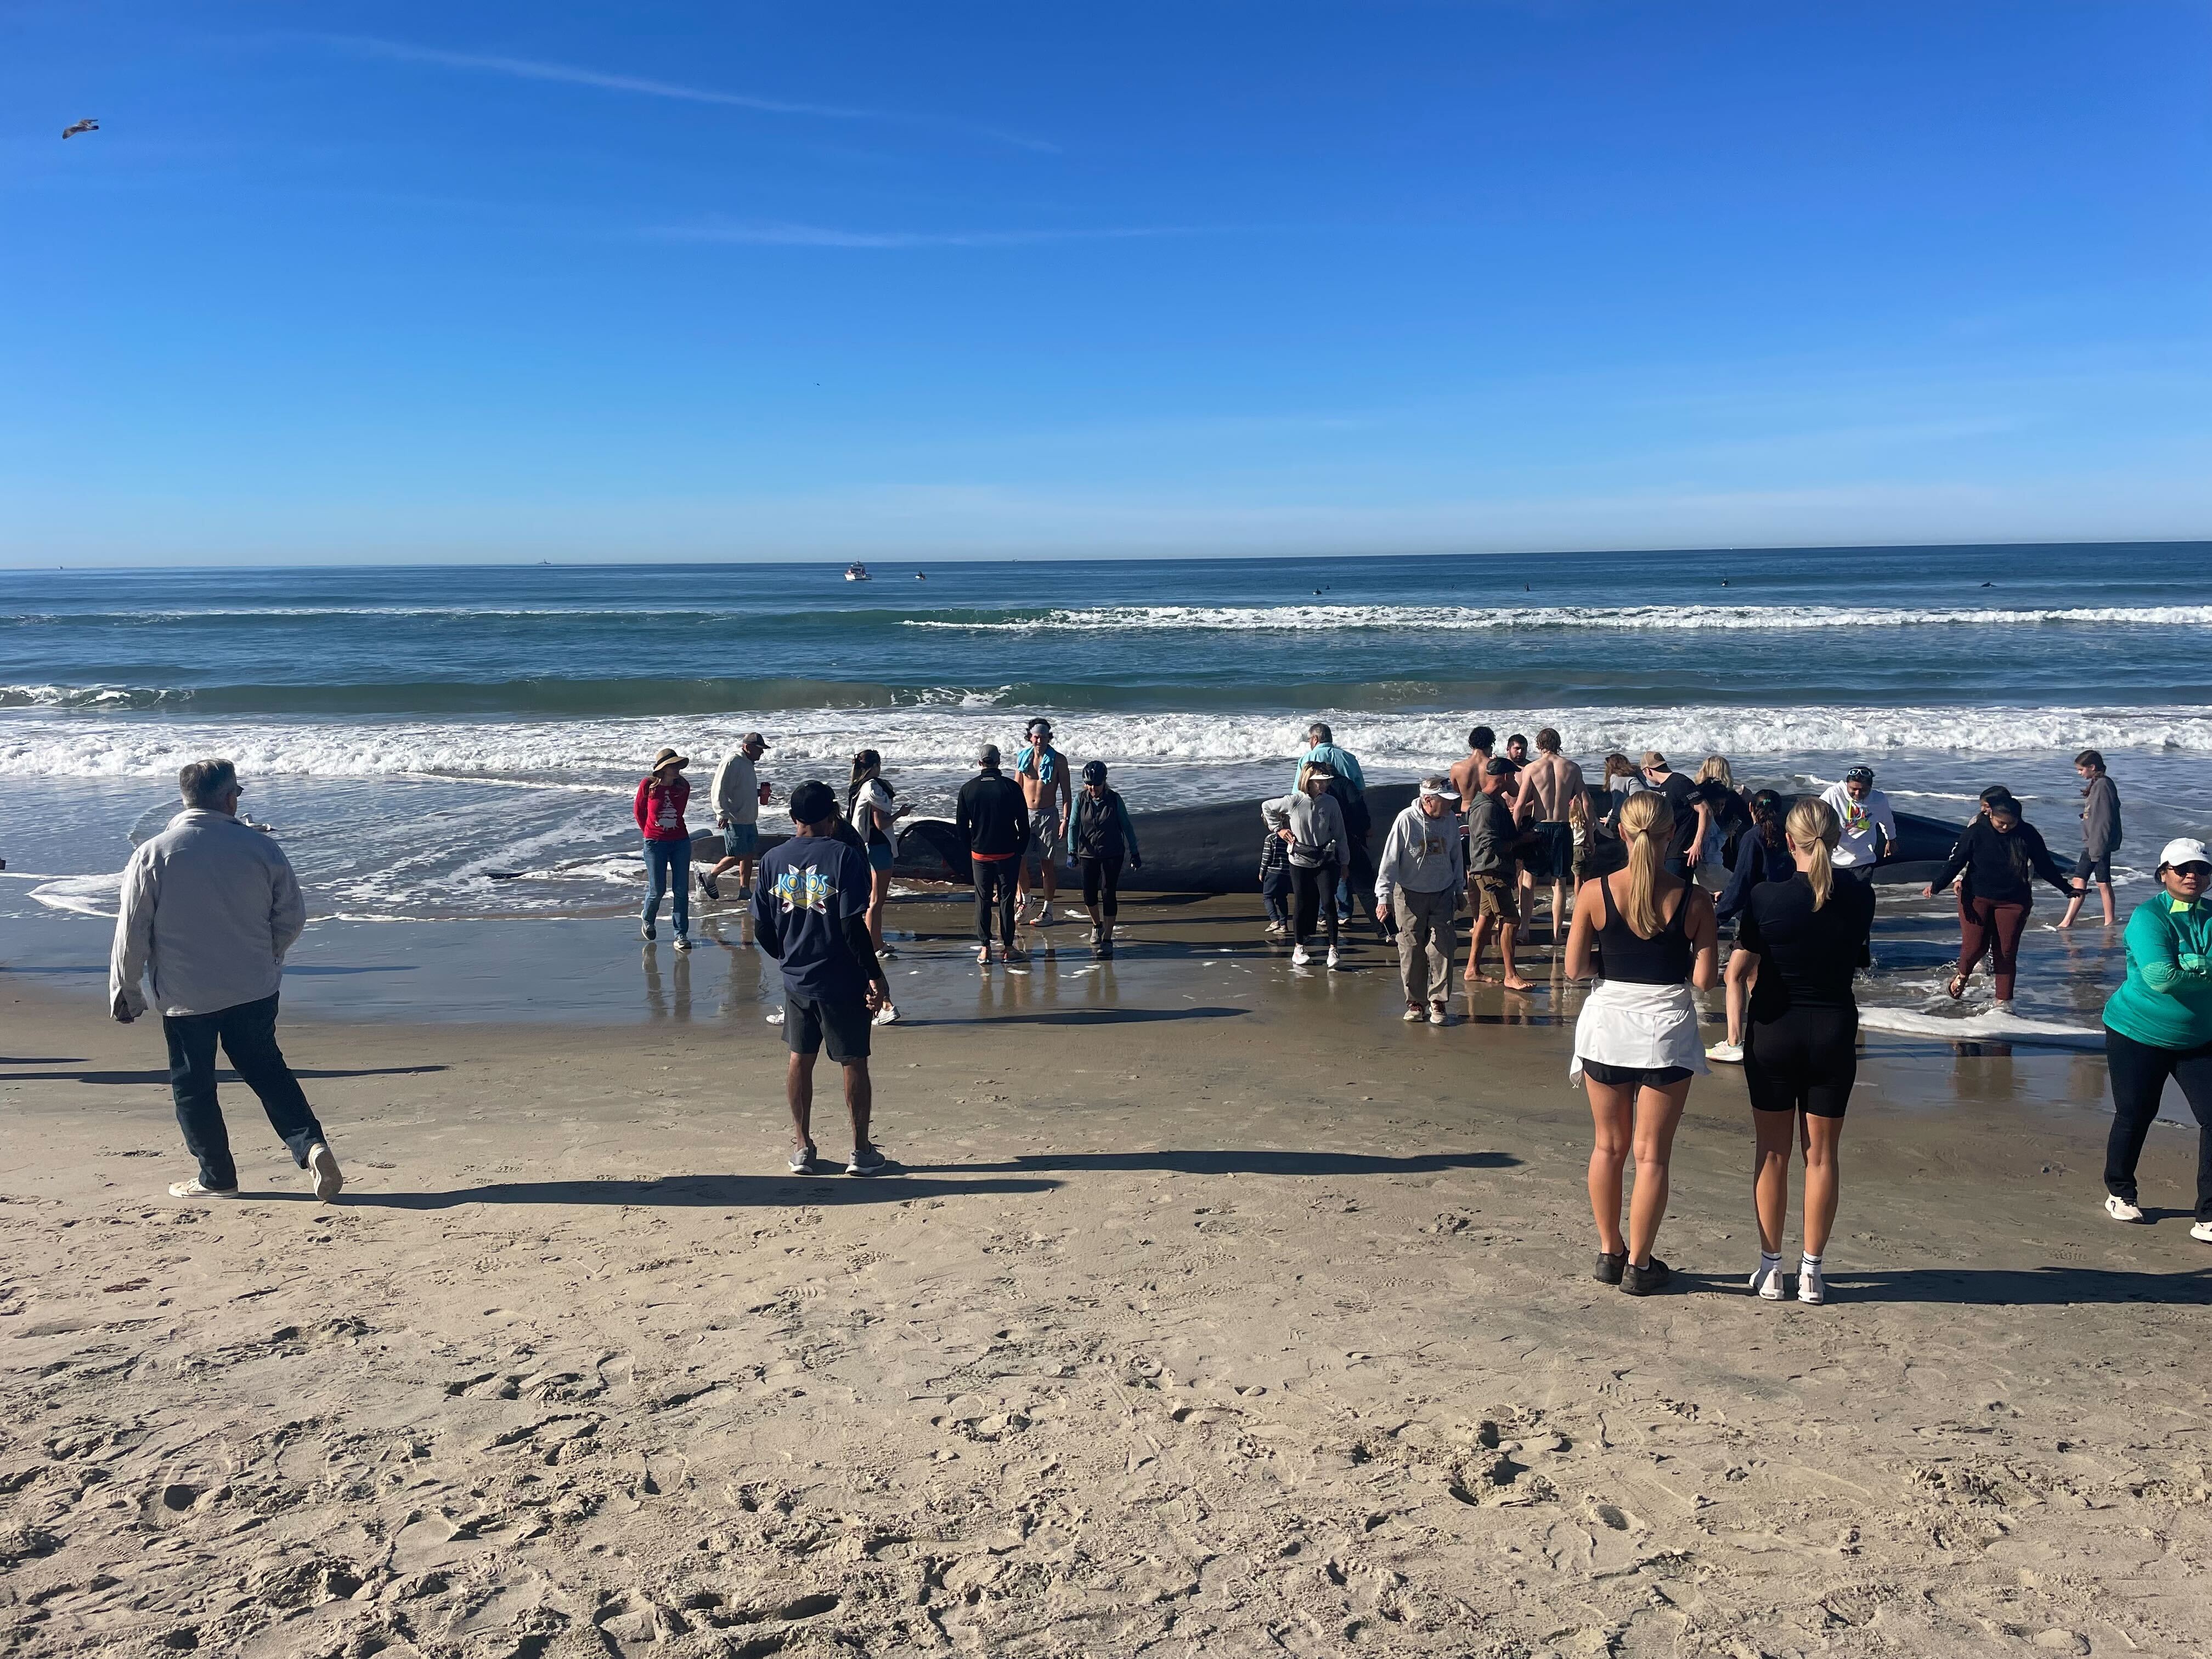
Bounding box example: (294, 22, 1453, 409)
(1015, 718, 1074, 925)
(1447, 725, 1496, 817)
(1513, 727, 1585, 944)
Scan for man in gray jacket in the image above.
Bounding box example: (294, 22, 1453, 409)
(1375, 777, 1464, 1024)
(110, 759, 342, 1203)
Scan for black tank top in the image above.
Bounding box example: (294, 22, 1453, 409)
(1594, 874, 1694, 984)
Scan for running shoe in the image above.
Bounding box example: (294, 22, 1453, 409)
(1037, 904, 1054, 926)
(1592, 1250, 1626, 1285)
(1325, 947, 1340, 970)
(1006, 946, 1029, 964)
(1098, 935, 1114, 960)
(673, 936, 693, 952)
(696, 871, 721, 900)
(1705, 1040, 1744, 1064)
(873, 1003, 899, 1026)
(2105, 1194, 2145, 1222)
(1620, 1257, 1672, 1296)
(1749, 1262, 1785, 1300)
(640, 923, 656, 941)
(1429, 1002, 1449, 1026)
(168, 1178, 241, 1199)
(877, 943, 899, 960)
(1291, 945, 1311, 966)
(847, 1143, 889, 1177)
(1403, 1004, 1425, 1022)
(306, 1143, 343, 1204)
(2192, 1221, 2212, 1244)
(1797, 1262, 1827, 1305)
(788, 1143, 818, 1174)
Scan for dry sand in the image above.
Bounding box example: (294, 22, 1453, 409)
(4, 896, 2212, 1658)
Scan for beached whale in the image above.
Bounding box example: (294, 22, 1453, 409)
(706, 785, 2007, 895)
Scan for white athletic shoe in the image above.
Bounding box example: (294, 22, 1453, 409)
(168, 1178, 240, 1199)
(2191, 1221, 2212, 1244)
(1706, 1040, 1745, 1064)
(1325, 947, 1340, 970)
(1291, 945, 1311, 966)
(2105, 1194, 2145, 1223)
(1750, 1263, 1785, 1300)
(873, 1003, 899, 1026)
(1429, 1002, 1448, 1026)
(1797, 1262, 1827, 1305)
(306, 1143, 343, 1203)
(1403, 1005, 1424, 1022)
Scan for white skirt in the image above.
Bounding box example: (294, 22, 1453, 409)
(1570, 978, 1708, 1084)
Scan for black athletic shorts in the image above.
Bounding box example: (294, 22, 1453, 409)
(2075, 851, 2113, 884)
(1581, 1058, 1694, 1088)
(1745, 1003, 1857, 1118)
(786, 993, 871, 1063)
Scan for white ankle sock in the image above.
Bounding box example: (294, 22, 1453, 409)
(1760, 1251, 1782, 1274)
(1800, 1251, 1822, 1273)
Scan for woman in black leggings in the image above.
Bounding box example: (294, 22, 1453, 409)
(1725, 797, 1875, 1305)
(1066, 760, 1142, 958)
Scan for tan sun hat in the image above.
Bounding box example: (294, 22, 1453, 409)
(651, 747, 689, 774)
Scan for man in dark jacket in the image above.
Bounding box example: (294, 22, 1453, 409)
(956, 744, 1031, 964)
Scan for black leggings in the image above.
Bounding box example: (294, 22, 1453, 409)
(1080, 854, 1122, 919)
(2104, 1025, 2212, 1220)
(973, 858, 1018, 948)
(1291, 862, 1341, 949)
(1745, 1003, 1859, 1119)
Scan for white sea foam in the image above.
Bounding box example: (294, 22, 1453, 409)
(5, 703, 2209, 782)
(906, 602, 2212, 634)
(1857, 1007, 2104, 1048)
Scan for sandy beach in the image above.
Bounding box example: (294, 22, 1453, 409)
(5, 895, 2211, 1658)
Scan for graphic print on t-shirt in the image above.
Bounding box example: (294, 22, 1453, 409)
(771, 864, 838, 913)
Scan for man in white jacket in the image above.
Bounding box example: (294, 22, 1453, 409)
(109, 759, 342, 1203)
(1374, 777, 1466, 1024)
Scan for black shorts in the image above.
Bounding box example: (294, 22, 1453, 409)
(786, 993, 871, 1063)
(1526, 821, 1573, 882)
(2075, 851, 2113, 884)
(1581, 1059, 1694, 1088)
(1745, 1003, 1857, 1118)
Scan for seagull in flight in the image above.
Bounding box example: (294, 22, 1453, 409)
(63, 118, 99, 139)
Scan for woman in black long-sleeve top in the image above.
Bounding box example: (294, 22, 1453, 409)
(1921, 789, 2073, 1010)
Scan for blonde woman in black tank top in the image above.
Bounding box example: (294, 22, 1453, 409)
(1563, 791, 1720, 1295)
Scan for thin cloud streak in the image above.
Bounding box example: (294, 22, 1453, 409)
(650, 217, 1228, 249)
(318, 35, 1059, 153)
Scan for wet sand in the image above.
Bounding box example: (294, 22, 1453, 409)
(4, 895, 2211, 1658)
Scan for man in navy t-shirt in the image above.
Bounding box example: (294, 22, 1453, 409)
(750, 781, 893, 1176)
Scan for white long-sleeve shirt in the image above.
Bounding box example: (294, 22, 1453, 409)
(109, 810, 307, 1018)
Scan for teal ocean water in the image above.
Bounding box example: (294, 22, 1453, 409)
(3, 544, 2207, 1023)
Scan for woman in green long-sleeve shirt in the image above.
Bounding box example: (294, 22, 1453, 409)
(2100, 837, 2212, 1239)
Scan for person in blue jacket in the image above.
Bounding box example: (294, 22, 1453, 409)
(2098, 836, 2212, 1240)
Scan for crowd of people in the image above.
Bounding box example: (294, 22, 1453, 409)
(99, 729, 2212, 1304)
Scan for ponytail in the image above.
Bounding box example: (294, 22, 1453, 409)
(1614, 790, 1673, 938)
(1785, 797, 1841, 911)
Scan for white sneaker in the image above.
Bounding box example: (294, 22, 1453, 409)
(1403, 1005, 1424, 1022)
(306, 1143, 343, 1203)
(2191, 1221, 2212, 1244)
(873, 1003, 899, 1026)
(2106, 1194, 2145, 1223)
(168, 1178, 240, 1199)
(1706, 1040, 1745, 1064)
(1325, 947, 1340, 970)
(1750, 1262, 1785, 1300)
(1291, 945, 1311, 966)
(1797, 1262, 1827, 1305)
(1429, 1003, 1448, 1026)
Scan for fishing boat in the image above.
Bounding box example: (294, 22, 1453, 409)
(843, 561, 871, 582)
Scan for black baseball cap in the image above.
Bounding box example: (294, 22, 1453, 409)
(1082, 760, 1107, 785)
(787, 780, 837, 825)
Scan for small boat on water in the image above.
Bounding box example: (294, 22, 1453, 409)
(844, 562, 872, 582)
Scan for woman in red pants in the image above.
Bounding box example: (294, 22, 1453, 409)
(1923, 789, 2074, 1013)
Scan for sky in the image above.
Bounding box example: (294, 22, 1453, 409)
(3, 1, 2209, 566)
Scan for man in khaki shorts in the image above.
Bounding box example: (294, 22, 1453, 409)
(1465, 758, 1534, 990)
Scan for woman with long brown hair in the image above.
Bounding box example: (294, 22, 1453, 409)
(1564, 790, 1720, 1295)
(1725, 798, 1875, 1305)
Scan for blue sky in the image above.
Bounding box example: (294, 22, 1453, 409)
(4, 1, 2208, 565)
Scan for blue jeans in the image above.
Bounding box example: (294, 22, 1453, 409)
(162, 993, 324, 1190)
(643, 837, 690, 938)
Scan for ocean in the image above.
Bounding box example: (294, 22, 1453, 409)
(3, 541, 2207, 1028)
